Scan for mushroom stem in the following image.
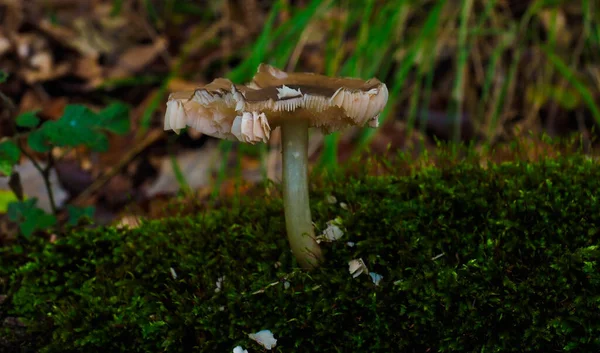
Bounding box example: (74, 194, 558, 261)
(281, 119, 323, 269)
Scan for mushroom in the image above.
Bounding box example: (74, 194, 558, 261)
(164, 64, 388, 269)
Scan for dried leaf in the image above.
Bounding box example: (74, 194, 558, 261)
(109, 37, 167, 79)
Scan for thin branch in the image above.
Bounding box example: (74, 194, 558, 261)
(44, 151, 58, 214)
(72, 128, 163, 207)
(17, 140, 58, 214)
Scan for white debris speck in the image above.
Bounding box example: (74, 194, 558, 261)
(369, 272, 383, 286)
(431, 253, 445, 261)
(316, 218, 344, 243)
(116, 215, 141, 229)
(215, 276, 226, 293)
(348, 258, 368, 278)
(346, 241, 355, 247)
(284, 281, 290, 290)
(219, 306, 225, 311)
(169, 267, 177, 279)
(323, 221, 343, 241)
(233, 346, 248, 353)
(326, 194, 337, 204)
(248, 329, 277, 350)
(340, 202, 348, 210)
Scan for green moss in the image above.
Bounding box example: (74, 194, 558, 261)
(4, 155, 600, 352)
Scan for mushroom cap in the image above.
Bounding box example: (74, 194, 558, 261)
(164, 78, 245, 139)
(244, 64, 388, 132)
(164, 64, 388, 143)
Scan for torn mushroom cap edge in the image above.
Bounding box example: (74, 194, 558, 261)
(164, 78, 242, 135)
(164, 79, 271, 143)
(164, 67, 388, 140)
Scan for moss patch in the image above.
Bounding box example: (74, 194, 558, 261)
(3, 155, 600, 352)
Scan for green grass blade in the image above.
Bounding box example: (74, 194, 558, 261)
(541, 44, 600, 126)
(339, 0, 375, 77)
(418, 45, 437, 149)
(324, 0, 354, 76)
(406, 75, 422, 137)
(478, 31, 511, 120)
(211, 139, 233, 201)
(139, 78, 171, 134)
(473, 0, 499, 32)
(449, 0, 474, 147)
(486, 47, 521, 140)
(272, 0, 332, 69)
(227, 0, 284, 83)
(355, 0, 447, 152)
(169, 152, 191, 195)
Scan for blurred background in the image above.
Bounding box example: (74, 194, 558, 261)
(0, 0, 599, 236)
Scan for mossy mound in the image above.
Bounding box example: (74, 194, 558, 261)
(4, 155, 600, 352)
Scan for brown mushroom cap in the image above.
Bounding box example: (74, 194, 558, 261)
(164, 64, 388, 143)
(164, 78, 245, 139)
(242, 64, 388, 132)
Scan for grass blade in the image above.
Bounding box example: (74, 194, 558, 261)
(227, 0, 284, 83)
(450, 0, 474, 147)
(355, 0, 447, 152)
(541, 44, 600, 126)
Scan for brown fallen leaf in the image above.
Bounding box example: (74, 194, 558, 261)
(73, 55, 103, 83)
(0, 0, 24, 35)
(168, 77, 202, 92)
(18, 90, 68, 120)
(14, 34, 70, 83)
(0, 35, 10, 56)
(108, 37, 168, 79)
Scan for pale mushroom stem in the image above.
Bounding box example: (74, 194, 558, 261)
(280, 119, 323, 269)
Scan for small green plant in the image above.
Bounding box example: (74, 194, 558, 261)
(7, 198, 58, 237)
(0, 102, 130, 237)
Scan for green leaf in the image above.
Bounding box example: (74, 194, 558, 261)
(87, 134, 110, 152)
(7, 198, 57, 238)
(67, 205, 95, 226)
(27, 129, 52, 152)
(0, 161, 12, 176)
(40, 105, 99, 149)
(0, 189, 19, 213)
(23, 103, 129, 153)
(0, 70, 7, 83)
(98, 102, 131, 135)
(20, 211, 56, 237)
(0, 140, 20, 176)
(0, 140, 20, 163)
(59, 104, 96, 130)
(15, 111, 40, 128)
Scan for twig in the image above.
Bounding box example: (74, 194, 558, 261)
(17, 140, 58, 214)
(0, 91, 16, 114)
(44, 151, 58, 214)
(71, 129, 164, 207)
